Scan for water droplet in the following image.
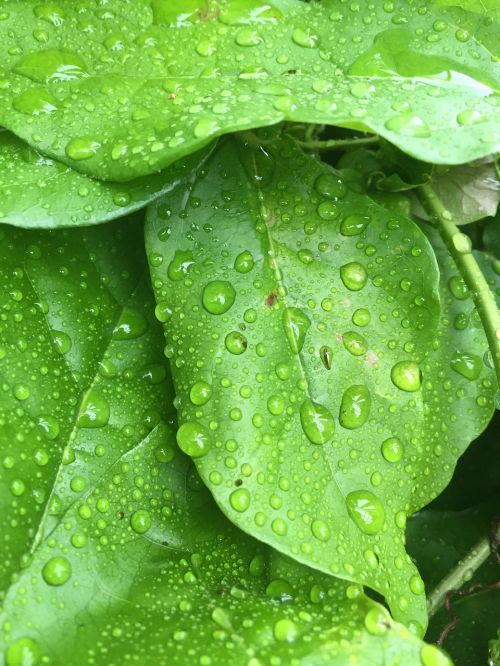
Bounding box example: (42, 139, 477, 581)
(352, 308, 371, 327)
(339, 385, 371, 429)
(42, 556, 71, 586)
(448, 275, 469, 300)
(168, 250, 194, 281)
(194, 118, 220, 138)
(230, 487, 251, 512)
(456, 109, 485, 126)
(177, 421, 211, 458)
(381, 437, 404, 462)
(13, 88, 58, 115)
(190, 381, 213, 406)
(202, 280, 236, 314)
(13, 383, 30, 401)
(343, 331, 367, 356)
(235, 27, 262, 46)
(282, 307, 310, 353)
(130, 509, 152, 534)
(410, 574, 425, 595)
(225, 331, 248, 355)
(154, 301, 173, 323)
(234, 250, 254, 273)
(385, 113, 431, 138)
(340, 262, 367, 291)
(77, 389, 110, 428)
(451, 233, 472, 254)
(346, 490, 385, 534)
(300, 399, 335, 444)
(364, 606, 391, 635)
(6, 638, 41, 666)
(311, 519, 331, 542)
(34, 3, 65, 25)
(320, 345, 333, 369)
(14, 48, 88, 83)
(314, 173, 347, 199)
(340, 214, 371, 236)
(391, 361, 422, 392)
(292, 27, 319, 48)
(113, 307, 148, 340)
(274, 618, 299, 642)
(52, 330, 72, 354)
(450, 350, 481, 380)
(65, 137, 101, 161)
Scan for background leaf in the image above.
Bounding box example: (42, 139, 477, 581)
(145, 135, 497, 628)
(0, 0, 498, 180)
(0, 219, 448, 666)
(0, 129, 211, 228)
(407, 498, 500, 666)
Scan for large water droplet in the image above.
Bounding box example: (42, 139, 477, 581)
(168, 250, 194, 281)
(42, 556, 71, 586)
(384, 113, 431, 138)
(282, 307, 310, 353)
(450, 350, 481, 380)
(339, 385, 371, 429)
(12, 88, 58, 115)
(202, 280, 236, 314)
(189, 381, 213, 406)
(391, 361, 421, 392)
(340, 262, 367, 291)
(274, 618, 299, 642)
(300, 399, 335, 444)
(177, 421, 211, 458)
(130, 509, 152, 534)
(381, 437, 404, 462)
(343, 331, 367, 356)
(346, 490, 385, 534)
(230, 487, 251, 512)
(340, 214, 371, 236)
(77, 389, 110, 428)
(225, 331, 248, 355)
(14, 48, 88, 83)
(113, 307, 148, 340)
(6, 638, 41, 666)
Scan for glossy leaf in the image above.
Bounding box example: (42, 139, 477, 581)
(407, 498, 500, 666)
(0, 220, 444, 666)
(0, 0, 499, 181)
(146, 135, 497, 628)
(0, 129, 210, 228)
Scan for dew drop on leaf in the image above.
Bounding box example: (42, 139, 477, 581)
(42, 556, 71, 586)
(202, 280, 236, 314)
(300, 399, 335, 444)
(390, 361, 422, 392)
(346, 490, 385, 535)
(176, 421, 212, 457)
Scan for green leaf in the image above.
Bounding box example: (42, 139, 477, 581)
(407, 498, 500, 666)
(484, 214, 500, 258)
(491, 631, 500, 666)
(0, 0, 499, 181)
(0, 220, 446, 665)
(0, 129, 211, 228)
(145, 135, 496, 629)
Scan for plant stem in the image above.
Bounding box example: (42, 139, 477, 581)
(427, 523, 499, 617)
(292, 135, 379, 151)
(419, 182, 500, 389)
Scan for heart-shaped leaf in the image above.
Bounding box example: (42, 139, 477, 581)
(0, 218, 448, 665)
(0, 0, 498, 181)
(145, 135, 497, 629)
(0, 129, 210, 228)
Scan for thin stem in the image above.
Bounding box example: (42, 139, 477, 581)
(419, 182, 500, 388)
(427, 535, 493, 617)
(291, 135, 379, 151)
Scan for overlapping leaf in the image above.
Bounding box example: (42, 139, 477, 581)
(0, 0, 498, 182)
(0, 219, 448, 665)
(0, 129, 210, 228)
(146, 135, 497, 629)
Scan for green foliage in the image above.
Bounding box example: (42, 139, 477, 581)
(0, 1, 499, 664)
(0, 219, 446, 665)
(0, 0, 498, 181)
(145, 135, 497, 629)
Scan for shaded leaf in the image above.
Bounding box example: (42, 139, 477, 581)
(0, 129, 210, 228)
(145, 136, 496, 628)
(407, 498, 500, 666)
(483, 214, 500, 257)
(0, 0, 499, 180)
(0, 220, 447, 665)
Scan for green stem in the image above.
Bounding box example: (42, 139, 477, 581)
(427, 528, 498, 617)
(291, 135, 379, 151)
(419, 183, 500, 388)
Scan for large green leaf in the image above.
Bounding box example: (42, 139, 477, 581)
(0, 0, 498, 181)
(491, 632, 500, 666)
(407, 497, 500, 666)
(0, 129, 210, 228)
(145, 134, 496, 629)
(0, 220, 448, 665)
